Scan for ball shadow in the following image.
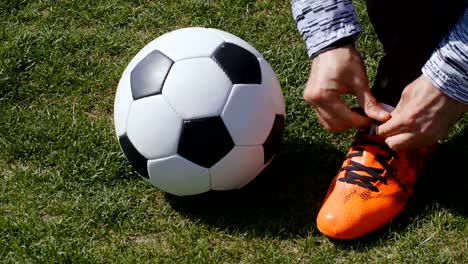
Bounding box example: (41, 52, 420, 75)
(165, 136, 344, 239)
(166, 127, 468, 243)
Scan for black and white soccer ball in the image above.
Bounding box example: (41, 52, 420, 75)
(114, 27, 286, 196)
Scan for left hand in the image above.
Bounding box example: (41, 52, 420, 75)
(376, 75, 468, 151)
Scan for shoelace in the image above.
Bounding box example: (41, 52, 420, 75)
(339, 137, 399, 192)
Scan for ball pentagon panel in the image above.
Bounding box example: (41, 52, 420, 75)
(262, 114, 285, 164)
(178, 116, 234, 168)
(118, 134, 149, 179)
(130, 50, 173, 100)
(208, 28, 262, 58)
(212, 43, 261, 85)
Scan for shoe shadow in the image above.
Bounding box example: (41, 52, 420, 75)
(413, 129, 468, 216)
(165, 135, 344, 239)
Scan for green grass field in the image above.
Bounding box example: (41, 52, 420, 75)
(1, 0, 467, 263)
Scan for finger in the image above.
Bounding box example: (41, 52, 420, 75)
(384, 133, 416, 151)
(385, 132, 437, 151)
(316, 100, 371, 131)
(314, 110, 328, 128)
(354, 88, 391, 123)
(341, 105, 372, 129)
(376, 113, 407, 138)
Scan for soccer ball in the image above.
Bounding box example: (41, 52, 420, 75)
(114, 27, 286, 196)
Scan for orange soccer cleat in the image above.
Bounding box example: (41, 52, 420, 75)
(316, 127, 436, 240)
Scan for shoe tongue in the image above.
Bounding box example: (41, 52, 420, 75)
(368, 122, 377, 136)
(349, 140, 384, 169)
(357, 122, 378, 137)
(355, 123, 389, 151)
(357, 103, 395, 136)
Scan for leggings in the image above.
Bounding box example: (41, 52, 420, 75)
(366, 0, 465, 106)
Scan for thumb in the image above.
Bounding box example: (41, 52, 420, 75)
(356, 89, 391, 123)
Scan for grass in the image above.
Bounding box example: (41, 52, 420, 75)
(1, 0, 467, 263)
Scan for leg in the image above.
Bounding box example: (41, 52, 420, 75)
(315, 1, 465, 240)
(365, 0, 465, 106)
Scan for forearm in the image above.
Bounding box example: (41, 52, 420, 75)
(290, 0, 361, 58)
(422, 4, 468, 104)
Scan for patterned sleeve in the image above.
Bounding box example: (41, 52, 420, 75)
(290, 0, 362, 58)
(422, 5, 468, 104)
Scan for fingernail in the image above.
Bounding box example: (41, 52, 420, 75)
(379, 111, 390, 120)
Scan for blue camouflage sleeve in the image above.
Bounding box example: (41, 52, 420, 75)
(290, 0, 362, 58)
(422, 4, 468, 104)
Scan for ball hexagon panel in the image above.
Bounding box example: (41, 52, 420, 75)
(259, 58, 286, 116)
(150, 27, 224, 62)
(162, 58, 233, 119)
(178, 116, 234, 168)
(262, 114, 285, 164)
(118, 133, 149, 179)
(221, 84, 276, 146)
(212, 43, 261, 84)
(114, 73, 133, 137)
(147, 155, 210, 196)
(126, 95, 182, 160)
(122, 27, 224, 76)
(130, 50, 173, 100)
(210, 146, 264, 191)
(208, 28, 263, 59)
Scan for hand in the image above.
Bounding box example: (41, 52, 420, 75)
(376, 75, 468, 151)
(303, 45, 390, 131)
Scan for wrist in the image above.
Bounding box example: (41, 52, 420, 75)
(310, 42, 361, 71)
(310, 36, 356, 60)
(420, 75, 468, 114)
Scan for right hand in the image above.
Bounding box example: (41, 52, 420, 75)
(303, 45, 390, 131)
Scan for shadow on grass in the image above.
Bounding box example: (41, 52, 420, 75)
(166, 128, 468, 243)
(166, 136, 343, 239)
(413, 129, 468, 216)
